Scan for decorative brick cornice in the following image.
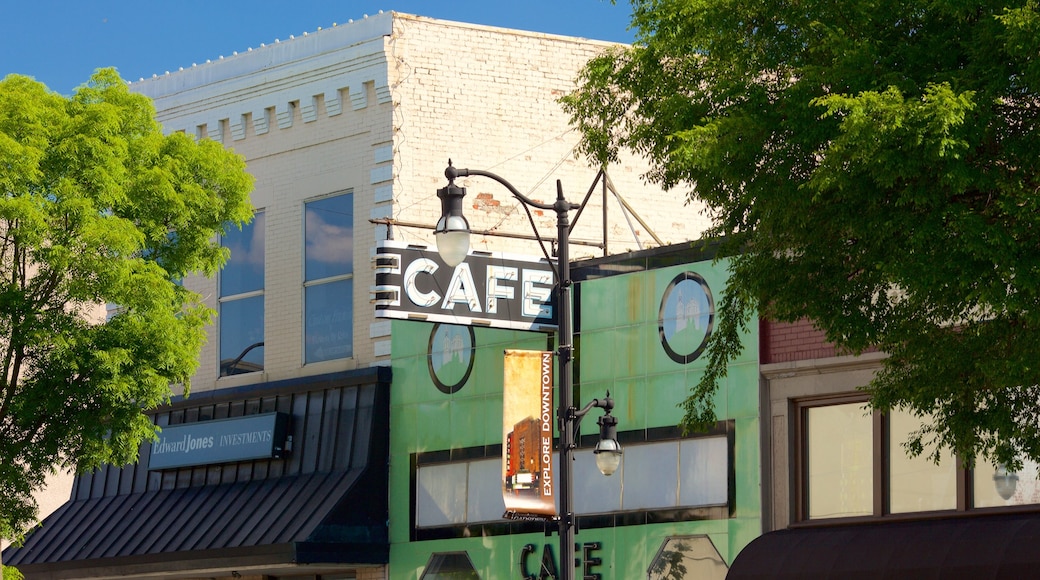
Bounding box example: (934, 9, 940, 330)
(130, 12, 395, 142)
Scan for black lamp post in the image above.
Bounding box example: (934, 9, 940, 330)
(434, 161, 622, 580)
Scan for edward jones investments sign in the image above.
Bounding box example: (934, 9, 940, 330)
(148, 412, 289, 471)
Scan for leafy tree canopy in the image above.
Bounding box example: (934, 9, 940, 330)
(563, 1, 1040, 469)
(0, 69, 253, 540)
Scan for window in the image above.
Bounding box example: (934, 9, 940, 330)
(415, 436, 729, 529)
(974, 456, 1040, 508)
(219, 212, 264, 376)
(304, 193, 353, 363)
(797, 397, 959, 520)
(889, 410, 957, 513)
(805, 402, 874, 518)
(648, 536, 728, 580)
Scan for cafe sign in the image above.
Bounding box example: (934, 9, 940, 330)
(148, 412, 290, 471)
(371, 240, 556, 331)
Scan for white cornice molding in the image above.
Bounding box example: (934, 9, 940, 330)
(130, 12, 394, 141)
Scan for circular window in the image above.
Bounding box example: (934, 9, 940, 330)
(658, 272, 715, 364)
(427, 323, 476, 394)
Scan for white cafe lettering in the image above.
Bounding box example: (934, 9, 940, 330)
(401, 256, 552, 319)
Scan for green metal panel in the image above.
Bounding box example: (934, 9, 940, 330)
(387, 252, 762, 580)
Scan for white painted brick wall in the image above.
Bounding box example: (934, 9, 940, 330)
(134, 12, 711, 394)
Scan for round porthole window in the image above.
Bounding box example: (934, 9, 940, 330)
(427, 323, 476, 394)
(658, 272, 715, 364)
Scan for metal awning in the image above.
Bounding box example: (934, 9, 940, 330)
(3, 370, 392, 580)
(727, 512, 1040, 579)
(4, 468, 388, 579)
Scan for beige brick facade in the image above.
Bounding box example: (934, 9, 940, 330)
(132, 11, 709, 394)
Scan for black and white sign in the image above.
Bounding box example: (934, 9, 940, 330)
(371, 241, 556, 331)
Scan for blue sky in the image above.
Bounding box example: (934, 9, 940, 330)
(2, 1, 636, 96)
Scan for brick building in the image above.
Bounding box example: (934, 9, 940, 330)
(729, 319, 1040, 577)
(3, 12, 708, 580)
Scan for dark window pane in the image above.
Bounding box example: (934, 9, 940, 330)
(221, 212, 265, 297)
(305, 194, 353, 281)
(305, 279, 353, 363)
(220, 295, 264, 375)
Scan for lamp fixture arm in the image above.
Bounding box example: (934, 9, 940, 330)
(448, 165, 560, 212)
(566, 393, 614, 440)
(445, 161, 580, 279)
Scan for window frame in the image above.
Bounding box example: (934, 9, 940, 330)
(793, 394, 976, 525)
(302, 190, 354, 365)
(411, 422, 734, 542)
(218, 210, 265, 377)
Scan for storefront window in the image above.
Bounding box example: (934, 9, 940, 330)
(801, 399, 961, 520)
(219, 211, 264, 376)
(648, 536, 728, 580)
(417, 437, 730, 529)
(974, 456, 1040, 508)
(304, 192, 353, 363)
(806, 402, 873, 519)
(416, 462, 469, 527)
(889, 410, 956, 513)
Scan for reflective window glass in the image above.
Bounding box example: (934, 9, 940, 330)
(219, 212, 264, 376)
(573, 448, 621, 515)
(219, 295, 264, 376)
(416, 463, 468, 527)
(467, 458, 506, 523)
(305, 193, 353, 281)
(679, 436, 729, 507)
(420, 552, 479, 580)
(304, 193, 353, 363)
(623, 441, 679, 510)
(974, 456, 1040, 508)
(888, 410, 956, 513)
(807, 402, 873, 518)
(648, 536, 728, 580)
(304, 279, 353, 363)
(220, 212, 265, 297)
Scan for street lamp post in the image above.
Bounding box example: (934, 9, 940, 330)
(434, 161, 622, 580)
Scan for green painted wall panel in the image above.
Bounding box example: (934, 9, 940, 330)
(387, 253, 761, 579)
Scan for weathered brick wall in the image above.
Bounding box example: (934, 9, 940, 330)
(760, 319, 838, 364)
(133, 12, 712, 394)
(389, 14, 709, 261)
(761, 318, 879, 364)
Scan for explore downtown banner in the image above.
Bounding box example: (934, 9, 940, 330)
(502, 349, 556, 519)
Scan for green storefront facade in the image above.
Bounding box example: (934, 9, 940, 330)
(386, 243, 761, 579)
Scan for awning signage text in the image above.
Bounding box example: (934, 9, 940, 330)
(148, 412, 289, 471)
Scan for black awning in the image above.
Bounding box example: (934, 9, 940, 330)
(4, 468, 388, 579)
(727, 512, 1040, 579)
(3, 371, 392, 580)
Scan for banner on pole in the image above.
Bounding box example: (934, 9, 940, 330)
(502, 349, 556, 520)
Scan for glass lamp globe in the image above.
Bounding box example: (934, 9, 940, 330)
(434, 215, 470, 267)
(593, 438, 622, 476)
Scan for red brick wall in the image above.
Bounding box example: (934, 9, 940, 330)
(760, 319, 838, 364)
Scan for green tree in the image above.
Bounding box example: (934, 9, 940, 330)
(563, 1, 1040, 468)
(0, 69, 254, 541)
